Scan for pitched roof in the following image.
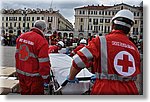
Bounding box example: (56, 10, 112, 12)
(75, 5, 112, 10)
(74, 3, 142, 11)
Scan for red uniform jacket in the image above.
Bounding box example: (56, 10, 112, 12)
(48, 45, 59, 53)
(15, 27, 50, 83)
(72, 30, 140, 95)
(70, 44, 85, 57)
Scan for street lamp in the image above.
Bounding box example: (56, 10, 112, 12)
(87, 7, 90, 38)
(22, 8, 28, 33)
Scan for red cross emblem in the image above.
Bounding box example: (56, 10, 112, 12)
(114, 51, 136, 76)
(117, 54, 133, 72)
(19, 44, 29, 61)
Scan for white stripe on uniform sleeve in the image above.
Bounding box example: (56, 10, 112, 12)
(79, 47, 93, 60)
(38, 57, 49, 62)
(73, 54, 86, 69)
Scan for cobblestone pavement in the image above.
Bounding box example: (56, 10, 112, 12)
(0, 46, 16, 67)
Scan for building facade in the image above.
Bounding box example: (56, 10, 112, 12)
(1, 8, 73, 36)
(74, 3, 143, 38)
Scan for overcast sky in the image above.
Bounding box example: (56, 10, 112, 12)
(1, 0, 142, 24)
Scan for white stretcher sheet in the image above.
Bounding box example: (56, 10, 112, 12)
(49, 54, 94, 94)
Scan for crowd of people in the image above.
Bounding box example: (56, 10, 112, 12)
(0, 31, 143, 55)
(13, 9, 143, 95)
(1, 33, 18, 46)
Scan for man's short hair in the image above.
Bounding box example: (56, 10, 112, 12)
(34, 20, 47, 31)
(112, 23, 130, 34)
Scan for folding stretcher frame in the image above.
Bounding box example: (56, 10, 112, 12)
(49, 54, 94, 95)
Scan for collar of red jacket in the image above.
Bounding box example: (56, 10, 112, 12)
(109, 30, 128, 36)
(108, 30, 129, 39)
(30, 27, 45, 37)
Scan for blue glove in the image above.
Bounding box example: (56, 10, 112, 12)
(67, 76, 79, 83)
(43, 83, 50, 95)
(44, 83, 49, 88)
(91, 74, 96, 81)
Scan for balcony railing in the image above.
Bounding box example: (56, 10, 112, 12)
(78, 30, 84, 32)
(8, 26, 13, 29)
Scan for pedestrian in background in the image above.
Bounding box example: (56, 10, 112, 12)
(15, 20, 51, 95)
(70, 39, 87, 57)
(49, 31, 60, 45)
(68, 9, 141, 95)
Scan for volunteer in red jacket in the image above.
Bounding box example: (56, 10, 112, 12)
(49, 31, 60, 45)
(68, 9, 141, 95)
(48, 41, 64, 53)
(70, 39, 87, 57)
(15, 20, 51, 95)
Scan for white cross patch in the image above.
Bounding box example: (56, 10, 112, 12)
(114, 51, 136, 76)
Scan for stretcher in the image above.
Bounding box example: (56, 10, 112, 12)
(49, 54, 94, 95)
